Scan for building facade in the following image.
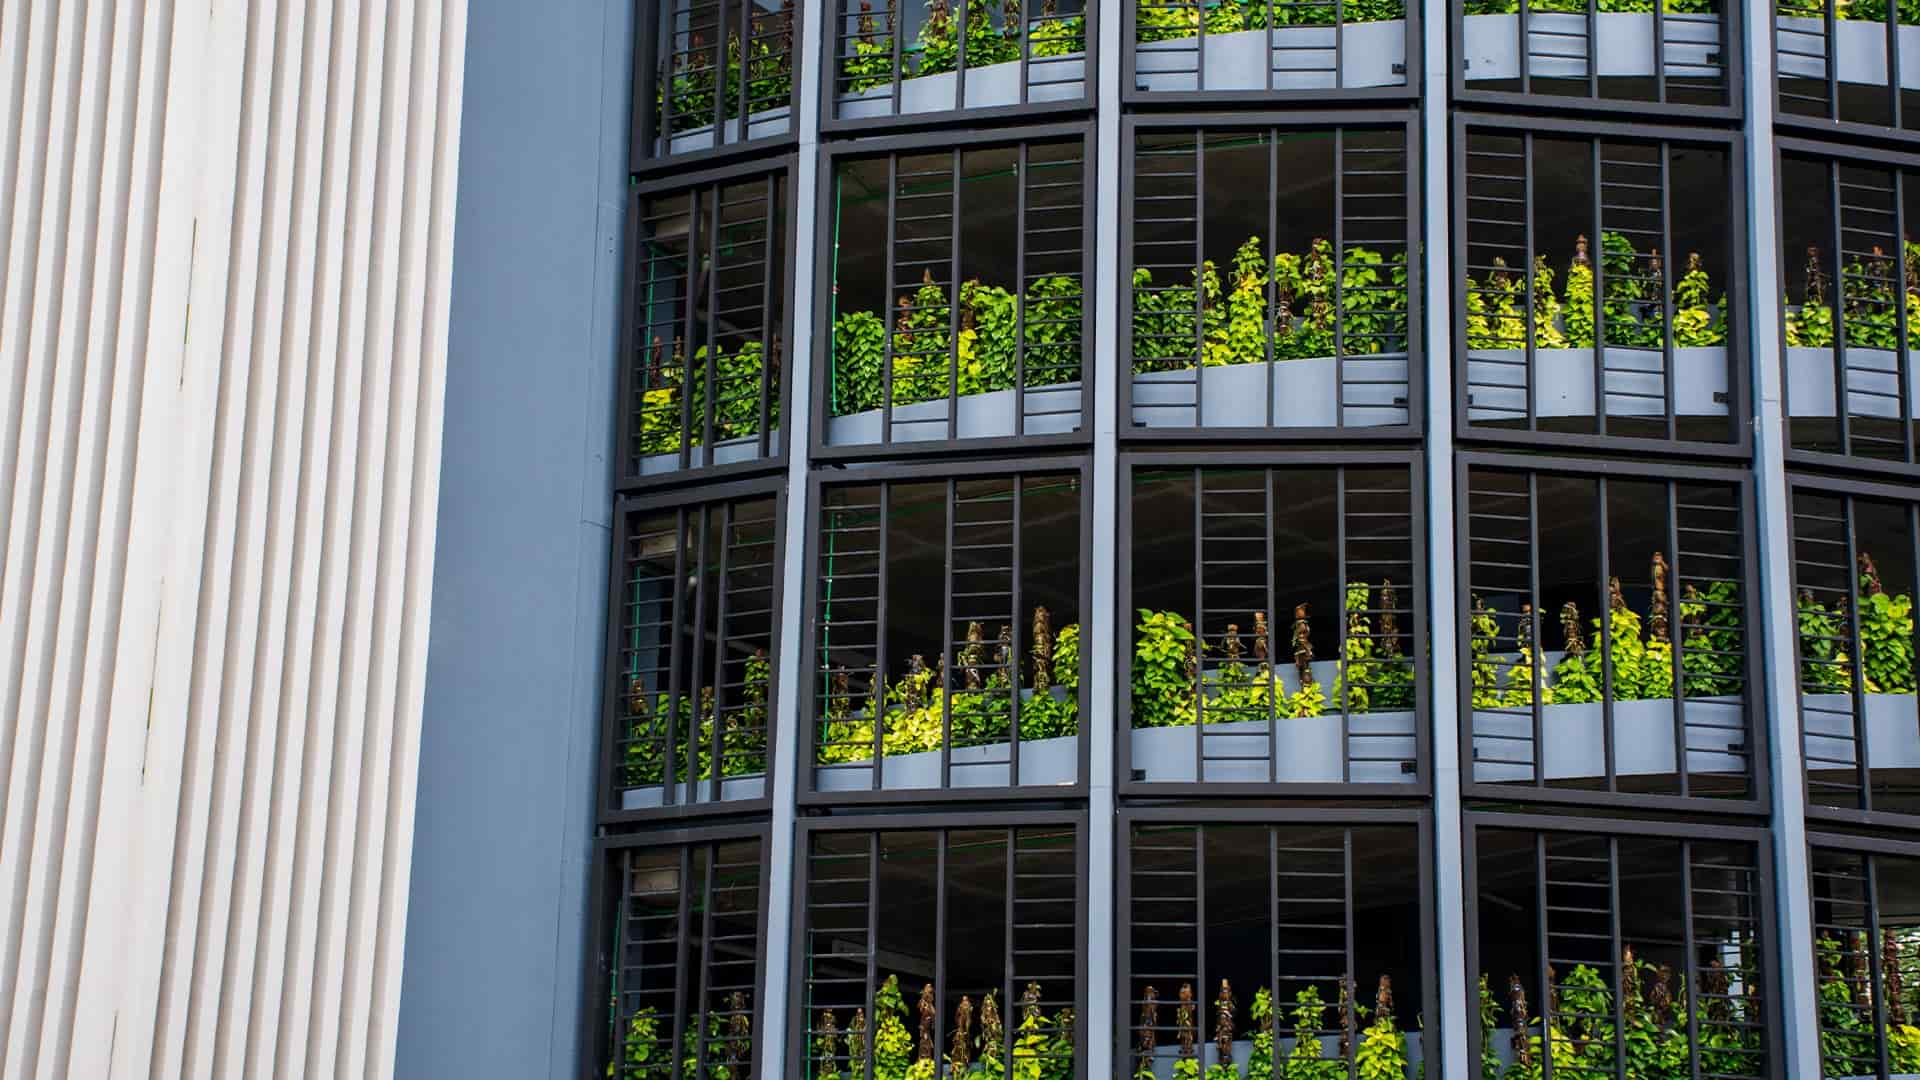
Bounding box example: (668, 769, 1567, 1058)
(582, 1, 1913, 1078)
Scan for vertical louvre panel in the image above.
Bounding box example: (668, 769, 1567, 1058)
(1457, 0, 1729, 108)
(606, 837, 766, 1079)
(828, 1, 1090, 123)
(800, 823, 1084, 1080)
(825, 137, 1089, 451)
(1471, 823, 1766, 1080)
(642, 0, 797, 161)
(1129, 0, 1413, 94)
(611, 491, 780, 814)
(1460, 123, 1740, 448)
(629, 169, 787, 480)
(1775, 0, 1920, 134)
(1126, 460, 1420, 788)
(1463, 459, 1755, 803)
(1127, 124, 1414, 434)
(1792, 481, 1920, 822)
(811, 468, 1085, 797)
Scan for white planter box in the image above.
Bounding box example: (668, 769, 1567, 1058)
(636, 429, 782, 476)
(1802, 692, 1920, 771)
(1471, 695, 1747, 783)
(1132, 22, 1408, 92)
(1466, 346, 1728, 421)
(836, 52, 1087, 119)
(657, 105, 791, 157)
(1778, 15, 1920, 89)
(814, 729, 1082, 792)
(825, 380, 1082, 445)
(1461, 11, 1722, 81)
(621, 774, 766, 811)
(1132, 1031, 1426, 1080)
(1785, 344, 1920, 420)
(1132, 353, 1411, 428)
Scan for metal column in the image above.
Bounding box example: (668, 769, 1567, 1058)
(757, 0, 826, 1073)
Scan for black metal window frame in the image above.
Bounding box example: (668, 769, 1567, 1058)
(620, 156, 798, 492)
(817, 1, 1097, 136)
(1790, 471, 1920, 832)
(1120, 111, 1425, 444)
(599, 474, 787, 825)
(586, 822, 773, 1080)
(1119, 1, 1422, 104)
(1773, 1, 1920, 150)
(1776, 136, 1920, 482)
(1448, 0, 1743, 121)
(1116, 449, 1432, 799)
(1462, 811, 1783, 1080)
(798, 455, 1093, 808)
(1455, 450, 1770, 816)
(631, 0, 804, 175)
(785, 810, 1090, 1080)
(1807, 829, 1920, 1080)
(808, 121, 1097, 463)
(1114, 806, 1436, 1080)
(1452, 111, 1755, 460)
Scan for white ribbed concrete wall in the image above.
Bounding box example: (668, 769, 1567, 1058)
(0, 2, 466, 1078)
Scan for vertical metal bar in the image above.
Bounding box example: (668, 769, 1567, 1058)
(1894, 0, 1905, 129)
(882, 155, 898, 445)
(1266, 134, 1279, 429)
(672, 845, 693, 1076)
(948, 147, 962, 440)
(1334, 0, 1346, 90)
(1670, 484, 1690, 799)
(706, 184, 724, 453)
(697, 845, 718, 1076)
(1824, 0, 1840, 120)
(1608, 837, 1626, 1080)
(1338, 468, 1352, 783)
(955, 0, 968, 109)
(759, 175, 777, 457)
(688, 507, 713, 799)
(1016, 142, 1029, 437)
(1869, 853, 1893, 1080)
(867, 836, 880, 1080)
(1834, 163, 1851, 457)
(1193, 466, 1205, 780)
(713, 0, 730, 136)
(1194, 824, 1207, 1040)
(680, 190, 701, 468)
(1005, 827, 1018, 1076)
(1597, 476, 1617, 792)
(1681, 840, 1701, 1080)
(1267, 469, 1279, 782)
(875, 484, 890, 785)
(935, 832, 949, 1080)
(1586, 0, 1598, 98)
(1531, 474, 1547, 786)
(1898, 169, 1915, 464)
(711, 503, 734, 803)
(1593, 139, 1608, 437)
(735, 0, 750, 140)
(1846, 494, 1873, 813)
(1660, 144, 1678, 443)
(1194, 132, 1206, 425)
(666, 510, 688, 797)
(1536, 833, 1555, 1080)
(1524, 132, 1538, 430)
(1019, 0, 1032, 105)
(1344, 830, 1357, 1080)
(942, 478, 957, 789)
(1010, 475, 1024, 787)
(1335, 129, 1348, 428)
(1196, 0, 1208, 89)
(890, 0, 904, 116)
(1269, 828, 1281, 1032)
(1519, 0, 1532, 95)
(1653, 0, 1667, 101)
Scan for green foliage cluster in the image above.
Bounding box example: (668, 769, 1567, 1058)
(816, 608, 1083, 766)
(1462, 0, 1715, 16)
(1130, 583, 1415, 731)
(1467, 558, 1747, 710)
(623, 650, 771, 787)
(1815, 930, 1920, 1079)
(1133, 977, 1410, 1080)
(635, 336, 782, 457)
(830, 274, 1084, 417)
(654, 3, 799, 135)
(1796, 551, 1919, 696)
(1135, 0, 1405, 39)
(610, 994, 755, 1080)
(1131, 238, 1409, 374)
(813, 979, 1074, 1080)
(1785, 240, 1920, 350)
(844, 1, 1089, 95)
(1464, 234, 1729, 352)
(1475, 948, 1762, 1080)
